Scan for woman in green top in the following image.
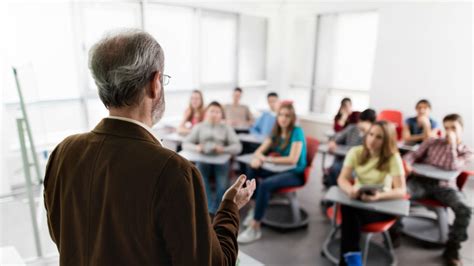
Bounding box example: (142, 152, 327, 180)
(337, 121, 406, 266)
(237, 102, 307, 244)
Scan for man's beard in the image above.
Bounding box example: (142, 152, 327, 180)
(151, 89, 165, 126)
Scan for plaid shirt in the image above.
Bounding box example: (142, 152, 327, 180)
(404, 138, 472, 171)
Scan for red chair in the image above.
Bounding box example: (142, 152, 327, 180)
(378, 110, 403, 140)
(323, 204, 399, 265)
(261, 137, 320, 229)
(402, 170, 474, 244)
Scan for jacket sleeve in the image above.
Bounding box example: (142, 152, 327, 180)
(153, 155, 239, 266)
(43, 145, 60, 246)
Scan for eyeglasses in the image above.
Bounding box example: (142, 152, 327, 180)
(162, 74, 171, 86)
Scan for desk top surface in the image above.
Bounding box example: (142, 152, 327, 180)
(324, 186, 410, 216)
(238, 133, 266, 144)
(236, 153, 296, 173)
(318, 144, 351, 157)
(179, 150, 231, 165)
(412, 163, 460, 181)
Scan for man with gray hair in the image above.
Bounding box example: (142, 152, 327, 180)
(43, 29, 256, 265)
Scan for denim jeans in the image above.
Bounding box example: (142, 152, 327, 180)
(339, 205, 394, 266)
(196, 162, 230, 214)
(246, 166, 304, 221)
(326, 158, 344, 187)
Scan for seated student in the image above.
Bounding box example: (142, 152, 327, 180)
(403, 99, 440, 144)
(249, 92, 280, 137)
(404, 114, 473, 266)
(183, 101, 242, 214)
(337, 121, 406, 266)
(324, 109, 377, 188)
(334, 98, 354, 132)
(224, 87, 254, 129)
(237, 102, 307, 243)
(177, 90, 205, 135)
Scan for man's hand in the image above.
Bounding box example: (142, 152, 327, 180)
(223, 175, 256, 209)
(328, 141, 337, 153)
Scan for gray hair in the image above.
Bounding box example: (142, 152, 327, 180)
(88, 29, 164, 108)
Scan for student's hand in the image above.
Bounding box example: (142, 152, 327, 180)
(196, 144, 204, 153)
(405, 163, 413, 174)
(250, 157, 263, 169)
(255, 153, 266, 161)
(361, 191, 380, 202)
(328, 141, 337, 152)
(418, 116, 431, 128)
(222, 174, 256, 210)
(214, 145, 225, 154)
(429, 129, 439, 138)
(348, 187, 361, 199)
(446, 131, 457, 145)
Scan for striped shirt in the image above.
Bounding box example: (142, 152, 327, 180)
(403, 138, 473, 171)
(332, 124, 364, 147)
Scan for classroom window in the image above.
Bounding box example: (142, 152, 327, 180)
(200, 11, 238, 86)
(238, 15, 267, 85)
(145, 4, 195, 91)
(5, 2, 80, 102)
(312, 11, 378, 114)
(80, 2, 142, 93)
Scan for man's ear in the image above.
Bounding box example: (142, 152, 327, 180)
(148, 71, 161, 99)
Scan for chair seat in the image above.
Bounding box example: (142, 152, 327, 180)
(326, 206, 342, 225)
(362, 219, 396, 233)
(415, 198, 446, 208)
(276, 185, 304, 193)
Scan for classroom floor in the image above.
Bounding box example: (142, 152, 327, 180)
(1, 154, 473, 266)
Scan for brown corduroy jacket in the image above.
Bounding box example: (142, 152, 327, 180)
(44, 118, 240, 265)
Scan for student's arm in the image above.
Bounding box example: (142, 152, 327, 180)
(154, 157, 240, 266)
(420, 117, 435, 141)
(441, 143, 473, 171)
(254, 138, 272, 157)
(403, 123, 424, 143)
(337, 148, 360, 199)
(404, 117, 433, 143)
(337, 166, 360, 199)
(403, 139, 431, 166)
(334, 126, 350, 145)
(177, 108, 192, 135)
(222, 126, 242, 155)
(246, 106, 254, 126)
(182, 126, 201, 152)
(268, 141, 302, 165)
(249, 114, 264, 135)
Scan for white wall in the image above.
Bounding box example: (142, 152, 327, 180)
(274, 1, 473, 147)
(370, 2, 473, 147)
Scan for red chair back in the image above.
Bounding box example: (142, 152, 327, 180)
(378, 110, 403, 140)
(303, 137, 320, 184)
(457, 171, 474, 191)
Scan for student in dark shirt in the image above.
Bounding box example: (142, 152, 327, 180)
(402, 99, 440, 144)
